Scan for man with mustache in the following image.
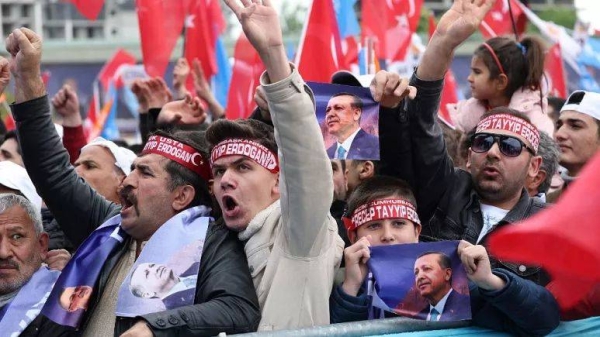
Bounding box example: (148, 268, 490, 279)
(325, 92, 379, 160)
(3, 27, 258, 337)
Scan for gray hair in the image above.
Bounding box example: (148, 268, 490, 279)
(537, 132, 560, 194)
(0, 193, 43, 235)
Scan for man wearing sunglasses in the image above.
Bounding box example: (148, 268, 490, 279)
(371, 0, 549, 285)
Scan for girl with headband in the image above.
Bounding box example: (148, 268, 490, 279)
(448, 36, 555, 137)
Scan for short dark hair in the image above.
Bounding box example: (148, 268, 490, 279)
(345, 176, 416, 219)
(547, 96, 566, 113)
(205, 119, 277, 156)
(417, 251, 452, 270)
(152, 129, 212, 210)
(331, 92, 363, 111)
(2, 130, 21, 155)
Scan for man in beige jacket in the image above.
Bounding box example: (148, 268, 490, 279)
(207, 0, 344, 331)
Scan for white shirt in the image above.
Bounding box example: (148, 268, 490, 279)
(477, 203, 510, 243)
(335, 128, 361, 159)
(427, 289, 453, 321)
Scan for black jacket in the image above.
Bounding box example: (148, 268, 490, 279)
(13, 96, 261, 336)
(405, 74, 549, 285)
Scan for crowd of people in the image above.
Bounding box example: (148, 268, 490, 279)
(0, 0, 599, 336)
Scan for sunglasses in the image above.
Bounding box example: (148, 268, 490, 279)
(471, 133, 535, 157)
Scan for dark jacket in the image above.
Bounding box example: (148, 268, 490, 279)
(330, 268, 560, 336)
(414, 290, 470, 321)
(13, 96, 261, 337)
(406, 74, 549, 285)
(327, 128, 379, 160)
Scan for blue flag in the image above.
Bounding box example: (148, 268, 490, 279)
(578, 37, 600, 70)
(101, 82, 120, 140)
(334, 0, 359, 38)
(578, 62, 600, 93)
(213, 37, 232, 108)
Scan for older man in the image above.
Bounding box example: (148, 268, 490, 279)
(3, 28, 258, 337)
(0, 194, 66, 336)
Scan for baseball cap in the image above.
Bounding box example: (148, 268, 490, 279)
(81, 137, 137, 176)
(331, 70, 374, 88)
(560, 90, 600, 121)
(0, 161, 42, 210)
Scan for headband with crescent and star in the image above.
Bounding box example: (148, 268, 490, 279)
(210, 138, 279, 174)
(142, 135, 212, 181)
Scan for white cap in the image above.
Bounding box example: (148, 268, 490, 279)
(560, 90, 600, 121)
(331, 70, 374, 88)
(82, 137, 136, 176)
(0, 161, 42, 210)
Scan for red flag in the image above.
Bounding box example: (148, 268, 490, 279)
(225, 34, 264, 120)
(65, 0, 105, 21)
(342, 36, 359, 69)
(296, 0, 346, 82)
(136, 0, 186, 77)
(1, 94, 15, 130)
(362, 0, 418, 62)
(488, 151, 600, 312)
(429, 16, 457, 128)
(83, 91, 98, 140)
(97, 49, 137, 91)
(184, 0, 225, 81)
(543, 43, 568, 99)
(480, 0, 525, 39)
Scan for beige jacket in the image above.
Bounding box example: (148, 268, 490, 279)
(238, 65, 344, 331)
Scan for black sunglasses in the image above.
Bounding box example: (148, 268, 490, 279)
(471, 133, 535, 157)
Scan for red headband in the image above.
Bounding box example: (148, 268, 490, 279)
(343, 198, 421, 232)
(210, 138, 279, 174)
(475, 114, 540, 152)
(482, 42, 506, 75)
(142, 135, 212, 181)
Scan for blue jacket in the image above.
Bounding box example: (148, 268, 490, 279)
(327, 128, 379, 160)
(330, 268, 560, 337)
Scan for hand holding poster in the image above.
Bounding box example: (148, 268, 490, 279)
(308, 82, 380, 160)
(367, 241, 471, 322)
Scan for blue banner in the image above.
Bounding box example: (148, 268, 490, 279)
(41, 216, 126, 328)
(0, 267, 59, 337)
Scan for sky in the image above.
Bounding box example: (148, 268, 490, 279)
(575, 0, 600, 32)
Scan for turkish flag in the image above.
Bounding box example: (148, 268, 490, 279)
(480, 0, 525, 39)
(429, 15, 457, 128)
(488, 151, 600, 313)
(184, 0, 225, 81)
(65, 0, 105, 21)
(97, 49, 137, 91)
(225, 33, 264, 120)
(543, 43, 568, 99)
(136, 0, 186, 77)
(296, 0, 346, 82)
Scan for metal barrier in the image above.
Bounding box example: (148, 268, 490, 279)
(236, 317, 470, 337)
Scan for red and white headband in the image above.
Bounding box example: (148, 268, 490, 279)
(210, 138, 279, 174)
(343, 198, 421, 232)
(475, 114, 540, 153)
(142, 135, 212, 181)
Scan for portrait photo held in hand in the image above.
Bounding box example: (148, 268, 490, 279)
(368, 241, 471, 322)
(309, 82, 380, 160)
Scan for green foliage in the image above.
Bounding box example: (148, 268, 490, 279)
(527, 8, 577, 33)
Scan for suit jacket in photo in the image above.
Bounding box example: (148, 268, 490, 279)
(415, 290, 470, 322)
(161, 262, 200, 310)
(327, 128, 379, 160)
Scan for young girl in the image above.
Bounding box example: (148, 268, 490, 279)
(449, 36, 555, 136)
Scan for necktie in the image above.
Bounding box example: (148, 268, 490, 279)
(336, 146, 347, 159)
(429, 308, 440, 321)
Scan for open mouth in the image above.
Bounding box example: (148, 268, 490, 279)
(119, 189, 137, 214)
(222, 195, 240, 216)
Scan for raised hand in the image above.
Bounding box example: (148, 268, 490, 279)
(173, 58, 191, 99)
(342, 236, 372, 297)
(435, 0, 496, 46)
(52, 84, 82, 127)
(157, 93, 206, 126)
(224, 0, 289, 82)
(370, 71, 417, 109)
(5, 28, 45, 102)
(131, 79, 150, 113)
(457, 240, 506, 291)
(45, 249, 72, 271)
(146, 77, 173, 109)
(191, 59, 212, 102)
(0, 57, 9, 95)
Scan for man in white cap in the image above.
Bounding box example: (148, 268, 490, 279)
(549, 90, 600, 202)
(75, 137, 136, 204)
(0, 160, 42, 210)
